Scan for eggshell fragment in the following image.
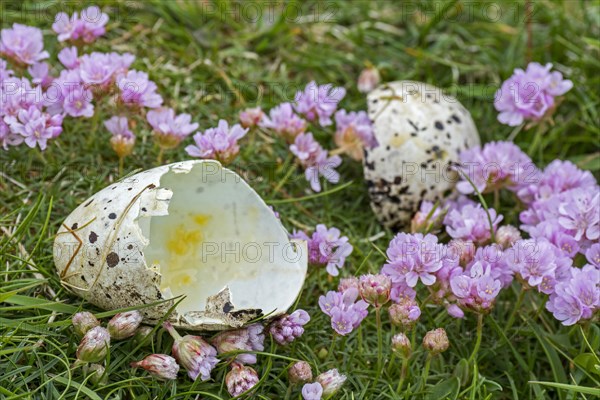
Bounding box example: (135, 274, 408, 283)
(53, 160, 307, 331)
(363, 81, 481, 229)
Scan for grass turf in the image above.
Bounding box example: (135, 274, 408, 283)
(1, 0, 599, 399)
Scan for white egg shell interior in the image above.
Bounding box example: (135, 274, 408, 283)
(53, 160, 307, 330)
(363, 81, 481, 229)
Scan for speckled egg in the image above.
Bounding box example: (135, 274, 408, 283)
(53, 160, 307, 331)
(363, 81, 481, 230)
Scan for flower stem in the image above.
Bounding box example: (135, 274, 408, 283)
(396, 356, 410, 394)
(328, 333, 337, 361)
(157, 147, 164, 165)
(376, 306, 383, 375)
(506, 289, 526, 331)
(421, 354, 432, 389)
(468, 313, 484, 366)
(118, 157, 124, 177)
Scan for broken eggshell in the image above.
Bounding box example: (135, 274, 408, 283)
(53, 160, 307, 331)
(363, 81, 481, 230)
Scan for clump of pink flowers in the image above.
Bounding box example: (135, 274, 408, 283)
(376, 140, 598, 327)
(257, 80, 376, 193)
(494, 62, 573, 126)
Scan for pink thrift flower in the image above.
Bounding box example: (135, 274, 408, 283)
(0, 24, 49, 65)
(118, 70, 163, 109)
(294, 81, 346, 126)
(319, 288, 368, 336)
(28, 62, 53, 88)
(6, 106, 63, 150)
(333, 109, 377, 161)
(260, 102, 307, 142)
(239, 106, 263, 128)
(52, 6, 109, 44)
(147, 107, 198, 150)
(186, 119, 247, 164)
(494, 62, 572, 126)
(290, 132, 342, 192)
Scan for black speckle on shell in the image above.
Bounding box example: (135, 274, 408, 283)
(108, 213, 117, 220)
(89, 232, 98, 243)
(106, 252, 120, 268)
(434, 121, 444, 130)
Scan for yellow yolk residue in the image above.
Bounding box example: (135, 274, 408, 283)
(162, 213, 211, 292)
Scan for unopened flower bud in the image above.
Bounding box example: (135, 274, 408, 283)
(76, 326, 110, 363)
(107, 310, 143, 340)
(316, 368, 347, 396)
(357, 66, 380, 93)
(446, 304, 464, 319)
(389, 298, 421, 329)
(226, 362, 259, 397)
(130, 354, 179, 380)
(164, 322, 219, 381)
(302, 382, 323, 400)
(338, 277, 359, 293)
(239, 107, 264, 128)
(72, 312, 100, 337)
(423, 328, 449, 355)
(270, 309, 310, 345)
(391, 333, 411, 358)
(359, 274, 391, 307)
(133, 325, 154, 346)
(411, 201, 445, 234)
(84, 363, 107, 385)
(496, 225, 521, 248)
(212, 323, 264, 364)
(288, 361, 313, 384)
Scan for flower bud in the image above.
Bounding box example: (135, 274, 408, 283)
(302, 382, 324, 400)
(496, 225, 521, 248)
(239, 107, 264, 128)
(446, 304, 465, 319)
(133, 325, 154, 346)
(107, 310, 143, 340)
(130, 354, 179, 380)
(270, 309, 310, 345)
(164, 322, 219, 381)
(84, 363, 107, 385)
(338, 277, 359, 293)
(358, 274, 391, 307)
(357, 66, 380, 93)
(423, 328, 449, 355)
(76, 326, 110, 363)
(388, 298, 421, 329)
(316, 368, 347, 396)
(226, 363, 259, 397)
(72, 312, 100, 337)
(212, 323, 264, 364)
(288, 361, 313, 384)
(391, 333, 411, 358)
